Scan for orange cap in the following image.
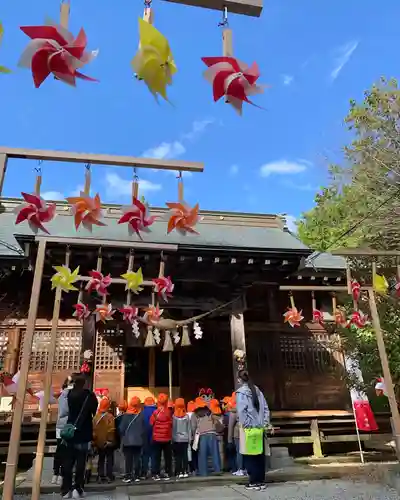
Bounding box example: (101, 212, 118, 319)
(99, 398, 110, 412)
(187, 401, 196, 412)
(118, 400, 128, 412)
(195, 397, 208, 409)
(210, 399, 222, 415)
(144, 396, 156, 406)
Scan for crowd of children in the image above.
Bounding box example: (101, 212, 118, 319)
(89, 391, 244, 483)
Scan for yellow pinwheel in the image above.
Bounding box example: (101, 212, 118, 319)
(0, 22, 11, 74)
(121, 267, 144, 294)
(131, 17, 176, 102)
(373, 273, 389, 295)
(51, 266, 80, 292)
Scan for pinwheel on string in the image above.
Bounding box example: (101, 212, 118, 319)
(347, 310, 368, 329)
(119, 305, 139, 324)
(153, 276, 174, 302)
(283, 293, 303, 328)
(118, 170, 156, 238)
(14, 165, 56, 234)
(121, 268, 144, 295)
(312, 309, 324, 325)
(66, 165, 106, 231)
(73, 302, 90, 321)
(86, 270, 112, 298)
(51, 265, 80, 292)
(201, 56, 264, 115)
(95, 303, 115, 323)
(166, 172, 200, 235)
(19, 19, 98, 87)
(131, 17, 177, 103)
(351, 279, 361, 302)
(142, 304, 163, 325)
(0, 22, 11, 74)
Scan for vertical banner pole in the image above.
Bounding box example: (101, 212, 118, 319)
(3, 239, 47, 500)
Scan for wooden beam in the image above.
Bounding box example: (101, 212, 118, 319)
(0, 153, 8, 197)
(35, 236, 178, 252)
(0, 147, 204, 173)
(279, 285, 348, 291)
(162, 0, 262, 17)
(3, 239, 46, 500)
(331, 249, 400, 257)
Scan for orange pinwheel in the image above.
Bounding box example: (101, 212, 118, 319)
(66, 192, 106, 231)
(166, 201, 200, 235)
(142, 304, 163, 325)
(283, 307, 303, 328)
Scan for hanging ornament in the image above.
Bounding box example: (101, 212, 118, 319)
(153, 327, 161, 344)
(172, 329, 180, 344)
(143, 304, 163, 325)
(83, 349, 93, 360)
(51, 265, 80, 292)
(0, 22, 11, 73)
(80, 360, 91, 374)
(166, 173, 200, 235)
(347, 310, 368, 329)
(73, 302, 90, 321)
(153, 276, 174, 302)
(372, 262, 389, 295)
(193, 321, 203, 340)
(351, 279, 361, 302)
(19, 17, 98, 88)
(312, 309, 324, 325)
(163, 330, 174, 352)
(395, 281, 400, 298)
(118, 171, 156, 239)
(132, 16, 177, 103)
(144, 325, 156, 347)
(375, 378, 388, 397)
(119, 305, 139, 324)
(121, 268, 144, 294)
(95, 303, 114, 323)
(86, 270, 112, 297)
(283, 294, 303, 328)
(335, 308, 347, 326)
(66, 166, 106, 231)
(132, 320, 140, 339)
(181, 325, 191, 346)
(14, 167, 56, 234)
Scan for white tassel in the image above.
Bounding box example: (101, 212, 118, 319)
(193, 321, 203, 340)
(163, 330, 174, 352)
(181, 325, 191, 346)
(132, 320, 140, 339)
(172, 328, 180, 344)
(153, 327, 161, 345)
(144, 325, 156, 347)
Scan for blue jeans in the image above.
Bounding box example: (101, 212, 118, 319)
(197, 434, 221, 476)
(234, 438, 243, 470)
(141, 437, 153, 476)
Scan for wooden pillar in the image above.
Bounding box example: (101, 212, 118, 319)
(0, 153, 8, 197)
(267, 287, 286, 408)
(368, 288, 400, 459)
(310, 418, 323, 457)
(230, 313, 246, 389)
(3, 239, 46, 500)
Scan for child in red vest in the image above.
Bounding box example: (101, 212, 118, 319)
(150, 393, 173, 480)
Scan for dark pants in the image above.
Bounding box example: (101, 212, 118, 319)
(152, 441, 172, 476)
(62, 443, 89, 495)
(244, 453, 265, 485)
(124, 446, 142, 478)
(53, 438, 66, 475)
(173, 442, 188, 475)
(97, 447, 114, 479)
(141, 437, 153, 477)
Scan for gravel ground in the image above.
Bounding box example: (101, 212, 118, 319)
(12, 479, 400, 499)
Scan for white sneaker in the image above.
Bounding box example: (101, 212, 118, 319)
(236, 469, 245, 476)
(62, 493, 71, 499)
(232, 470, 239, 476)
(183, 473, 189, 478)
(72, 489, 84, 499)
(57, 476, 63, 486)
(51, 475, 58, 484)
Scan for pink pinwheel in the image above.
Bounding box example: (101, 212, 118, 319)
(73, 302, 91, 321)
(347, 310, 368, 329)
(86, 271, 112, 297)
(118, 198, 157, 239)
(395, 281, 400, 298)
(14, 192, 56, 234)
(312, 309, 324, 325)
(351, 279, 361, 302)
(201, 56, 264, 115)
(19, 20, 98, 88)
(153, 276, 174, 302)
(119, 305, 139, 324)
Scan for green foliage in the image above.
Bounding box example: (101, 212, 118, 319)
(297, 78, 400, 393)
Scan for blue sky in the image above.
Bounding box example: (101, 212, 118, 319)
(1, 0, 399, 231)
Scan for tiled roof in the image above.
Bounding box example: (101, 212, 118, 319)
(0, 199, 310, 258)
(305, 252, 347, 270)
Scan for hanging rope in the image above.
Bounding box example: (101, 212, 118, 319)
(218, 6, 229, 27)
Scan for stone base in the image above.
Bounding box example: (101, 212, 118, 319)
(270, 447, 295, 469)
(25, 456, 54, 483)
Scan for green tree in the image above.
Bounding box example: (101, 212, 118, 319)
(297, 78, 400, 399)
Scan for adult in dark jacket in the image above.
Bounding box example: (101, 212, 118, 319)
(61, 375, 98, 499)
(118, 397, 146, 483)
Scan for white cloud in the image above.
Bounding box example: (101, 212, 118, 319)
(142, 141, 186, 160)
(105, 172, 161, 198)
(282, 74, 294, 86)
(183, 118, 215, 141)
(284, 214, 298, 233)
(41, 191, 64, 200)
(282, 180, 317, 192)
(229, 164, 239, 176)
(330, 41, 359, 81)
(260, 160, 307, 177)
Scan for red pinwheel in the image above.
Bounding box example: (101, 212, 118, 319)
(86, 271, 112, 297)
(73, 302, 91, 321)
(312, 309, 324, 325)
(351, 279, 361, 302)
(80, 360, 91, 374)
(201, 56, 264, 115)
(19, 21, 98, 87)
(153, 276, 174, 302)
(347, 310, 368, 329)
(119, 305, 139, 324)
(395, 281, 400, 298)
(118, 198, 156, 239)
(14, 192, 56, 234)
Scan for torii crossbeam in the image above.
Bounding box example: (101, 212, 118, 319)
(162, 0, 263, 17)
